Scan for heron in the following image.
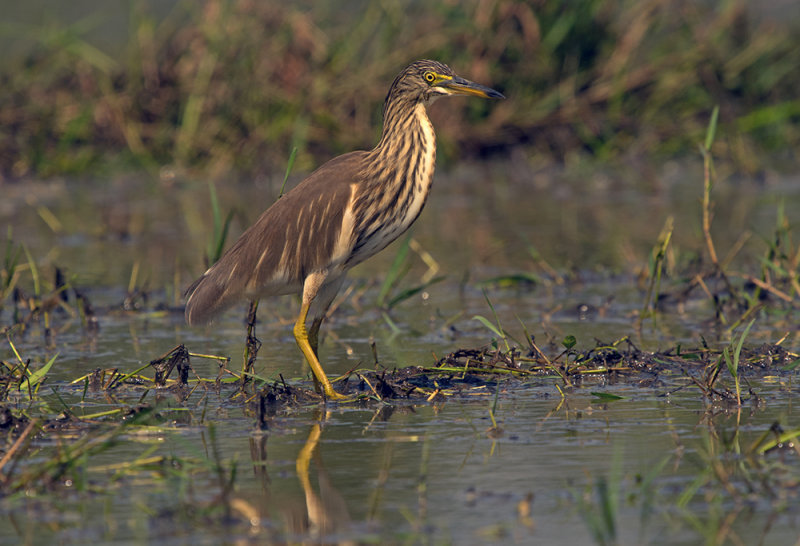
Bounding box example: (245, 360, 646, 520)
(185, 60, 504, 399)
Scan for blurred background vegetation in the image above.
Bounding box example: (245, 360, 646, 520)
(0, 0, 798, 182)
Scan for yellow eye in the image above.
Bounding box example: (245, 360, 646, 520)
(424, 72, 435, 83)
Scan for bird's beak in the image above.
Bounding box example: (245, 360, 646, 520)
(439, 75, 505, 99)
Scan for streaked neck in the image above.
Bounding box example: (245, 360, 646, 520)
(367, 100, 436, 187)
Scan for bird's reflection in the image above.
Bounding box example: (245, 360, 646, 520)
(246, 408, 353, 543)
(293, 413, 353, 540)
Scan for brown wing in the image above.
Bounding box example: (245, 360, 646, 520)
(185, 151, 366, 325)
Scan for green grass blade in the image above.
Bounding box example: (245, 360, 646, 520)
(482, 289, 510, 352)
(386, 275, 445, 309)
(704, 105, 719, 151)
(381, 311, 402, 334)
(21, 353, 58, 393)
(206, 181, 234, 265)
(211, 210, 234, 265)
(733, 318, 756, 369)
(279, 146, 298, 198)
(472, 315, 505, 339)
(207, 180, 222, 264)
(782, 358, 800, 371)
(723, 347, 735, 378)
(22, 244, 40, 297)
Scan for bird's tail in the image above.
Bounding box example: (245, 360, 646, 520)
(184, 270, 232, 326)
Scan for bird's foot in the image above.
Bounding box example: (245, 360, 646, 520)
(321, 388, 356, 403)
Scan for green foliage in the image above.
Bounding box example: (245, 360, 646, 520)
(1, 0, 799, 179)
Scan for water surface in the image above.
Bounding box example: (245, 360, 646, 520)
(1, 161, 799, 544)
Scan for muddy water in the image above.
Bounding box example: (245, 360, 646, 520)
(1, 161, 799, 543)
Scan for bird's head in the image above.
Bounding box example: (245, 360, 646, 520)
(385, 60, 504, 110)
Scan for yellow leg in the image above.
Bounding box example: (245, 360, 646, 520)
(308, 317, 324, 393)
(294, 299, 345, 400)
(308, 317, 323, 357)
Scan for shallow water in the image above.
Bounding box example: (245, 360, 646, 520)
(4, 378, 799, 544)
(1, 161, 799, 543)
(4, 160, 799, 373)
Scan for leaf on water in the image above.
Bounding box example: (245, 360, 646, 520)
(478, 273, 540, 288)
(590, 392, 625, 401)
(562, 335, 577, 350)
